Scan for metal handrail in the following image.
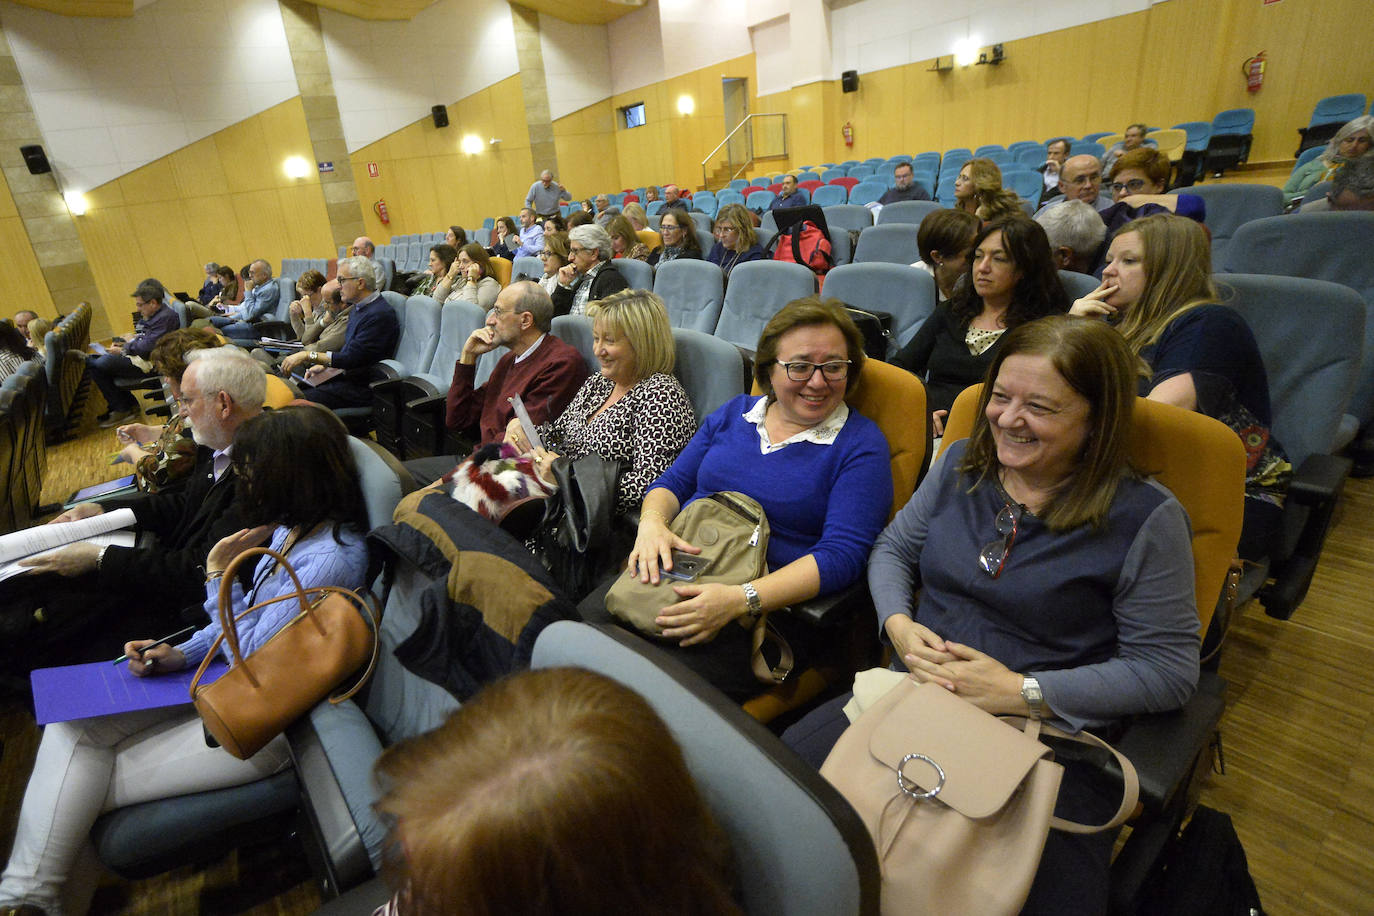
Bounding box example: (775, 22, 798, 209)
(701, 113, 788, 190)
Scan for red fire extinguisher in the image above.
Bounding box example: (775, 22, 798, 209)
(842, 122, 854, 148)
(374, 198, 391, 225)
(1243, 52, 1266, 93)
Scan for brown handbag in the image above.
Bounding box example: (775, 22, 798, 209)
(188, 545, 379, 760)
(820, 678, 1139, 916)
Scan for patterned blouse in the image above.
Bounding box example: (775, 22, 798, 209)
(135, 414, 197, 492)
(538, 372, 697, 516)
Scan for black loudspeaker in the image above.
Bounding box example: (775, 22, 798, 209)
(841, 70, 859, 93)
(431, 105, 449, 128)
(20, 145, 51, 175)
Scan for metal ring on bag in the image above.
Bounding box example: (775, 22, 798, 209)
(896, 753, 946, 800)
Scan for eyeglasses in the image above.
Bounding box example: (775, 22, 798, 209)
(1110, 178, 1148, 195)
(539, 250, 553, 257)
(487, 306, 517, 318)
(337, 274, 359, 284)
(569, 245, 591, 255)
(778, 360, 851, 382)
(978, 503, 1023, 579)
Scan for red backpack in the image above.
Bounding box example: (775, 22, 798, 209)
(766, 204, 835, 277)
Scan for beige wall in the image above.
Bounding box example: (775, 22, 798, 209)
(0, 165, 57, 321)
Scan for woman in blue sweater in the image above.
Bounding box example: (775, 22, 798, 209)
(619, 298, 892, 700)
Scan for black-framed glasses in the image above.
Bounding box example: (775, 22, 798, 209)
(779, 360, 851, 382)
(1110, 178, 1147, 195)
(978, 503, 1023, 579)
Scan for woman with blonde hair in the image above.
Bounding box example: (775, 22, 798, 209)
(707, 203, 765, 282)
(1072, 213, 1288, 559)
(953, 157, 1023, 222)
(373, 667, 740, 916)
(434, 242, 501, 309)
(623, 201, 651, 232)
(1284, 115, 1373, 203)
(607, 214, 650, 261)
(506, 288, 695, 516)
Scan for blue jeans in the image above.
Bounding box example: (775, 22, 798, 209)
(85, 352, 143, 413)
(210, 317, 258, 339)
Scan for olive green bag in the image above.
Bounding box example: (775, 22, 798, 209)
(604, 491, 793, 684)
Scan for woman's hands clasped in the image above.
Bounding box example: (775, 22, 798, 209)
(887, 615, 1025, 715)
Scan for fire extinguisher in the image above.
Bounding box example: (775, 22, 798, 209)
(842, 122, 854, 148)
(374, 198, 391, 225)
(1243, 51, 1266, 93)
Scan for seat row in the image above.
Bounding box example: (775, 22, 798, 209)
(0, 360, 48, 534)
(38, 301, 93, 442)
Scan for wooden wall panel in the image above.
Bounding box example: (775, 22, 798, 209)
(0, 168, 56, 318)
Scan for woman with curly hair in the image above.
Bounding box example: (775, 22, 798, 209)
(953, 157, 1024, 222)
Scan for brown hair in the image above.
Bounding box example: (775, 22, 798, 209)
(714, 203, 757, 251)
(659, 209, 702, 256)
(959, 158, 1022, 221)
(957, 315, 1138, 530)
(149, 327, 227, 382)
(1111, 147, 1170, 191)
(375, 668, 740, 916)
(916, 208, 980, 266)
(459, 242, 494, 280)
(607, 214, 641, 256)
(1110, 214, 1216, 351)
(566, 209, 594, 229)
(753, 297, 866, 399)
(296, 269, 326, 294)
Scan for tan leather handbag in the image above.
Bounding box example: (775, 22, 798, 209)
(820, 678, 1139, 916)
(604, 491, 793, 684)
(189, 546, 379, 760)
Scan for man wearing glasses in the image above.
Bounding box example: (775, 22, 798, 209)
(405, 281, 585, 483)
(280, 256, 399, 408)
(87, 280, 181, 427)
(1035, 155, 1112, 217)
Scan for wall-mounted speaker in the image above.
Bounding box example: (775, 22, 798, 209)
(431, 105, 449, 128)
(841, 70, 859, 93)
(20, 145, 51, 175)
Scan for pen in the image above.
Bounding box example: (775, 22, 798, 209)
(111, 625, 196, 666)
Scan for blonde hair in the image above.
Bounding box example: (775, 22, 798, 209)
(607, 215, 640, 256)
(960, 158, 1023, 221)
(623, 202, 649, 230)
(587, 288, 676, 378)
(714, 203, 757, 251)
(1111, 214, 1216, 352)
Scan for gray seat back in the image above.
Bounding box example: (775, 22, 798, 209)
(1217, 273, 1365, 464)
(653, 259, 726, 333)
(616, 257, 653, 290)
(531, 621, 880, 916)
(1178, 184, 1282, 266)
(512, 255, 543, 281)
(823, 204, 874, 234)
(715, 261, 817, 350)
(381, 295, 441, 376)
(823, 263, 936, 356)
(853, 223, 920, 265)
(1058, 269, 1101, 300)
(551, 314, 598, 374)
(671, 327, 747, 423)
(875, 200, 941, 225)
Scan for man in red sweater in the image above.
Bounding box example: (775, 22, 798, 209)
(446, 280, 587, 446)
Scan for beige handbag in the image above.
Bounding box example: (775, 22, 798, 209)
(604, 491, 793, 684)
(189, 546, 379, 760)
(820, 678, 1139, 916)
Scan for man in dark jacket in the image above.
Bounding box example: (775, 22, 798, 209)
(88, 279, 180, 427)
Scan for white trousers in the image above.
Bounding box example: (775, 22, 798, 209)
(0, 705, 290, 915)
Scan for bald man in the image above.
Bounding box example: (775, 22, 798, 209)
(1035, 155, 1112, 217)
(350, 237, 376, 258)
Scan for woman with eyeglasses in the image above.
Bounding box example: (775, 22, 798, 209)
(1102, 147, 1204, 221)
(648, 209, 703, 267)
(706, 203, 766, 283)
(536, 232, 570, 296)
(551, 224, 629, 317)
(1284, 115, 1373, 204)
(784, 316, 1198, 916)
(893, 216, 1070, 438)
(434, 243, 501, 310)
(598, 298, 892, 701)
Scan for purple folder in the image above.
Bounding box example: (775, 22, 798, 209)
(31, 659, 228, 725)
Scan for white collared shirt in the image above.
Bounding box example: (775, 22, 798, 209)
(211, 445, 233, 482)
(743, 396, 849, 454)
(513, 333, 545, 364)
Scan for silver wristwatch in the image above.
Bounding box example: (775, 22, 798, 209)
(1021, 675, 1044, 719)
(741, 582, 763, 621)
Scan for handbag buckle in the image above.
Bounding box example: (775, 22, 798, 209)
(896, 753, 946, 801)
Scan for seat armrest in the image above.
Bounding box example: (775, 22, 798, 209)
(370, 376, 408, 395)
(376, 359, 405, 379)
(1112, 671, 1226, 812)
(405, 391, 446, 414)
(287, 699, 386, 897)
(1288, 452, 1350, 504)
(791, 581, 868, 628)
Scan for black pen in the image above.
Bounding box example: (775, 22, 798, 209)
(111, 626, 196, 666)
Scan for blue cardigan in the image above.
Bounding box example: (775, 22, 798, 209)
(652, 394, 892, 594)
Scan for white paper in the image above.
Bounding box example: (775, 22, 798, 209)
(0, 507, 137, 565)
(508, 395, 545, 453)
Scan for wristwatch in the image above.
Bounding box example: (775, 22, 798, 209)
(741, 582, 763, 621)
(1021, 676, 1044, 719)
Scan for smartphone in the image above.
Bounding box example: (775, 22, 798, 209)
(662, 551, 707, 582)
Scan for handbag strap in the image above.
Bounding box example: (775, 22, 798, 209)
(326, 587, 383, 705)
(748, 614, 795, 685)
(1020, 718, 1141, 835)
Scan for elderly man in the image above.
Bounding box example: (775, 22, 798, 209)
(406, 282, 587, 483)
(1103, 123, 1149, 177)
(770, 175, 809, 211)
(1303, 154, 1374, 212)
(877, 162, 932, 204)
(281, 256, 399, 409)
(350, 237, 376, 258)
(526, 170, 572, 219)
(593, 195, 612, 217)
(17, 347, 265, 631)
(661, 185, 690, 213)
(514, 208, 545, 259)
(1035, 155, 1112, 217)
(87, 280, 180, 427)
(14, 310, 38, 344)
(211, 259, 280, 340)
(253, 279, 348, 369)
(1035, 199, 1108, 275)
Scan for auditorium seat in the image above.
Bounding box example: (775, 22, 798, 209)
(671, 327, 749, 422)
(615, 257, 653, 291)
(1179, 183, 1283, 266)
(852, 223, 919, 265)
(386, 300, 488, 460)
(823, 263, 936, 356)
(874, 200, 940, 226)
(714, 261, 816, 351)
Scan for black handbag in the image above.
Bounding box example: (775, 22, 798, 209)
(530, 453, 624, 600)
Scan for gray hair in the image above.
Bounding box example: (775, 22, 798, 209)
(1332, 152, 1374, 200)
(186, 346, 266, 410)
(251, 259, 273, 278)
(569, 224, 614, 261)
(1035, 199, 1107, 257)
(338, 255, 382, 291)
(508, 280, 555, 333)
(205, 262, 220, 273)
(1325, 115, 1374, 164)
